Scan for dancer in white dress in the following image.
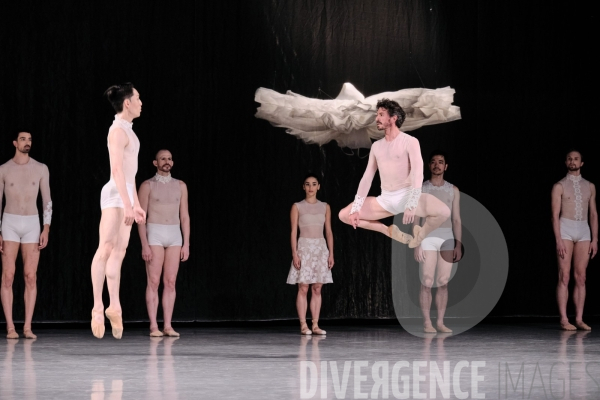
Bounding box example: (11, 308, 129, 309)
(413, 150, 462, 333)
(255, 82, 461, 149)
(552, 150, 597, 331)
(287, 173, 334, 335)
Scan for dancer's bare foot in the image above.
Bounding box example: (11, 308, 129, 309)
(300, 320, 312, 335)
(23, 328, 37, 339)
(163, 327, 180, 337)
(105, 308, 123, 339)
(436, 324, 453, 333)
(409, 225, 423, 248)
(6, 328, 19, 339)
(423, 324, 437, 333)
(560, 320, 577, 331)
(388, 225, 413, 244)
(91, 309, 105, 339)
(574, 321, 591, 331)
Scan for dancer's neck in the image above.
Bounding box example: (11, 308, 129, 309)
(429, 175, 445, 186)
(384, 125, 401, 141)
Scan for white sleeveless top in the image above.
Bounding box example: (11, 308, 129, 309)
(107, 116, 140, 184)
(422, 180, 454, 229)
(559, 174, 591, 221)
(296, 200, 326, 239)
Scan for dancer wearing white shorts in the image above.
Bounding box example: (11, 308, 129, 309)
(90, 83, 146, 340)
(552, 150, 597, 331)
(138, 150, 189, 337)
(0, 131, 52, 339)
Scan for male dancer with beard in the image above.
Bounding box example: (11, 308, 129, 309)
(137, 150, 189, 337)
(552, 150, 597, 331)
(91, 83, 146, 339)
(0, 131, 52, 339)
(338, 99, 450, 248)
(414, 150, 462, 333)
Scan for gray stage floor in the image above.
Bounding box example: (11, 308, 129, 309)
(1, 323, 598, 399)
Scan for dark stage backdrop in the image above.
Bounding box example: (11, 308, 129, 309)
(0, 1, 597, 322)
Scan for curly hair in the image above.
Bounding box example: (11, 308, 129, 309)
(376, 98, 406, 128)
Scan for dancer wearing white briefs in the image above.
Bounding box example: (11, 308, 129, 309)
(413, 151, 462, 333)
(552, 150, 597, 331)
(137, 149, 190, 337)
(0, 131, 52, 339)
(338, 99, 450, 247)
(91, 83, 146, 339)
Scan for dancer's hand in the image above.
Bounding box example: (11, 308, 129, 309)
(39, 228, 49, 250)
(403, 208, 416, 224)
(133, 205, 146, 225)
(589, 240, 598, 259)
(349, 212, 360, 229)
(328, 254, 335, 269)
(414, 245, 425, 263)
(181, 244, 190, 262)
(556, 240, 567, 259)
(453, 244, 463, 262)
(142, 245, 153, 262)
(0, 234, 3, 254)
(293, 254, 301, 270)
(124, 206, 135, 226)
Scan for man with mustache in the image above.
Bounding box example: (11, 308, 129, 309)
(137, 150, 189, 337)
(413, 150, 462, 333)
(90, 83, 146, 339)
(338, 99, 450, 248)
(552, 150, 597, 331)
(0, 131, 52, 339)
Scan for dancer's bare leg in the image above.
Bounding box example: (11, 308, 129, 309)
(556, 239, 575, 330)
(296, 284, 311, 334)
(21, 243, 40, 338)
(310, 284, 326, 334)
(338, 197, 394, 235)
(573, 241, 591, 330)
(161, 246, 181, 333)
(1, 241, 19, 338)
(145, 245, 165, 334)
(419, 250, 438, 333)
(434, 253, 453, 333)
(411, 193, 451, 246)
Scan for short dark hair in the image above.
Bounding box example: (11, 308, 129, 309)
(303, 172, 321, 185)
(429, 149, 448, 164)
(566, 148, 583, 161)
(376, 98, 406, 128)
(104, 83, 135, 113)
(15, 131, 31, 141)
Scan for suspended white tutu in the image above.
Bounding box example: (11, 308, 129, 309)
(255, 83, 461, 149)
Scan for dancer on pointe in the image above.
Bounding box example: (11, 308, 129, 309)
(414, 150, 462, 333)
(338, 99, 450, 248)
(552, 150, 597, 331)
(287, 173, 334, 335)
(0, 132, 52, 339)
(91, 83, 146, 339)
(137, 150, 190, 337)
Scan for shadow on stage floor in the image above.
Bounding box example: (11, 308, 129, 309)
(1, 318, 599, 399)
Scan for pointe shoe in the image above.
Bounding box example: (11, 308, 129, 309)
(163, 328, 180, 337)
(6, 328, 19, 339)
(388, 225, 413, 244)
(91, 310, 105, 339)
(23, 329, 37, 339)
(312, 325, 327, 335)
(575, 321, 592, 331)
(300, 320, 312, 335)
(104, 309, 123, 339)
(408, 225, 423, 248)
(150, 329, 164, 337)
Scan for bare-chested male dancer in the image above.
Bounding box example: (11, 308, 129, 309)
(339, 99, 450, 248)
(414, 150, 462, 333)
(91, 83, 146, 339)
(552, 150, 597, 331)
(0, 132, 52, 339)
(137, 150, 190, 337)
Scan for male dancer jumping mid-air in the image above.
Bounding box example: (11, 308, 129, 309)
(552, 150, 597, 331)
(339, 99, 450, 247)
(91, 83, 146, 339)
(137, 150, 190, 337)
(0, 131, 52, 339)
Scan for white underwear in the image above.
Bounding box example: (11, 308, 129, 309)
(376, 187, 410, 215)
(421, 228, 455, 251)
(100, 180, 135, 210)
(1, 213, 40, 244)
(560, 218, 591, 243)
(147, 223, 182, 247)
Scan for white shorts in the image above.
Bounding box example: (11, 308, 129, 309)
(100, 180, 135, 210)
(147, 223, 182, 247)
(1, 213, 40, 244)
(560, 218, 591, 243)
(421, 228, 454, 251)
(376, 188, 410, 215)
